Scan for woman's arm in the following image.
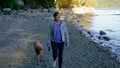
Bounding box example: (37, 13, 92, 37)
(65, 22, 69, 46)
(47, 22, 52, 46)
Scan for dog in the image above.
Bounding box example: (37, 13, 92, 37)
(34, 41, 43, 65)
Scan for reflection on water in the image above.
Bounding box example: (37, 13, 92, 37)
(78, 14, 92, 30)
(79, 8, 120, 61)
(91, 14, 120, 38)
(79, 9, 120, 40)
(80, 11, 120, 39)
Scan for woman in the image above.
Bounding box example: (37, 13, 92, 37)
(47, 12, 69, 68)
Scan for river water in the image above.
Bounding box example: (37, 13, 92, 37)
(80, 8, 120, 60)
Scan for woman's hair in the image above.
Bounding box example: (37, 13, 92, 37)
(53, 11, 59, 18)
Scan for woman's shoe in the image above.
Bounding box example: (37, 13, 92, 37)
(53, 60, 57, 68)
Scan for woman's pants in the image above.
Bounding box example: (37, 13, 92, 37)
(51, 41, 64, 68)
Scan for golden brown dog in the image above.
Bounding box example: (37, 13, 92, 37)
(34, 41, 43, 65)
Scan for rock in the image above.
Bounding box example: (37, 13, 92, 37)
(42, 8, 57, 13)
(3, 8, 12, 15)
(98, 35, 110, 41)
(16, 0, 24, 5)
(8, 64, 11, 67)
(0, 10, 2, 14)
(98, 36, 102, 39)
(111, 53, 117, 58)
(79, 30, 83, 34)
(87, 31, 91, 35)
(43, 9, 48, 12)
(12, 10, 18, 15)
(103, 36, 110, 41)
(106, 29, 115, 32)
(82, 29, 88, 36)
(48, 7, 57, 13)
(100, 42, 103, 44)
(72, 7, 95, 14)
(99, 30, 106, 35)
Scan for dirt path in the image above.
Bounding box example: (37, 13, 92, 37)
(0, 10, 120, 68)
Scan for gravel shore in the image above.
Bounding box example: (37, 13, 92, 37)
(0, 10, 120, 68)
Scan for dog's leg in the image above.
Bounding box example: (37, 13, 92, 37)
(40, 51, 44, 62)
(37, 54, 40, 65)
(40, 52, 42, 61)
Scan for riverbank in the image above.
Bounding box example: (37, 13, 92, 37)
(0, 9, 120, 68)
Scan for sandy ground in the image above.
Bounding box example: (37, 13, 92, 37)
(0, 10, 120, 68)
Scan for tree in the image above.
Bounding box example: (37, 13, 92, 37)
(85, 0, 96, 7)
(54, 0, 96, 8)
(0, 0, 3, 9)
(22, 0, 54, 9)
(0, 0, 24, 10)
(38, 0, 54, 8)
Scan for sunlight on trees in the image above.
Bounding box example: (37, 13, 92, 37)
(54, 0, 96, 9)
(96, 0, 120, 8)
(1, 0, 119, 10)
(85, 0, 96, 7)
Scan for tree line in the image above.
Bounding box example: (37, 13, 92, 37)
(0, 0, 96, 10)
(0, 0, 24, 10)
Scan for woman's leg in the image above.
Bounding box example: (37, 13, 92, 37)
(58, 42, 64, 68)
(51, 41, 58, 61)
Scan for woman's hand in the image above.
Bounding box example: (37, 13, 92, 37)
(48, 45, 51, 51)
(64, 42, 69, 47)
(47, 42, 51, 51)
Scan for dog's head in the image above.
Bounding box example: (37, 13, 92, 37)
(34, 41, 41, 45)
(34, 41, 43, 51)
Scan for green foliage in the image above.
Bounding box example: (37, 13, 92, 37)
(38, 0, 54, 8)
(85, 0, 96, 7)
(1, 0, 54, 9)
(1, 0, 24, 10)
(25, 0, 40, 8)
(2, 0, 15, 9)
(14, 3, 24, 10)
(24, 0, 54, 9)
(81, 0, 87, 6)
